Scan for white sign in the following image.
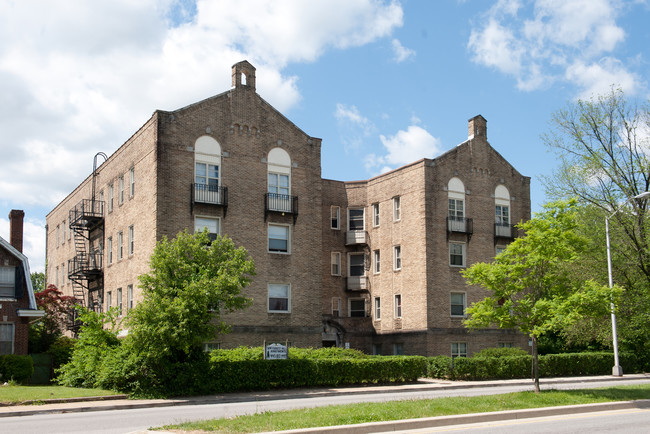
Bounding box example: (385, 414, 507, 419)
(265, 343, 288, 360)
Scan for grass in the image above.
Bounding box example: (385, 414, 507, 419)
(161, 384, 650, 433)
(0, 385, 122, 405)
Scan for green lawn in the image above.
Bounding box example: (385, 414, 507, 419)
(161, 385, 650, 433)
(0, 385, 122, 405)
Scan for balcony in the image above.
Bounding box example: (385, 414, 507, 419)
(192, 184, 228, 215)
(345, 230, 368, 245)
(264, 193, 298, 224)
(68, 252, 103, 278)
(446, 217, 473, 241)
(346, 276, 369, 291)
(69, 199, 104, 229)
(495, 223, 516, 241)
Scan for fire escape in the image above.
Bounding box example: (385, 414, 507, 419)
(67, 153, 107, 331)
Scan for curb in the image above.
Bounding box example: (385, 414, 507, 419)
(0, 394, 129, 407)
(269, 399, 650, 433)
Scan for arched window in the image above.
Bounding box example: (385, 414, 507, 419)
(194, 136, 222, 204)
(495, 185, 511, 238)
(447, 177, 465, 231)
(267, 148, 291, 212)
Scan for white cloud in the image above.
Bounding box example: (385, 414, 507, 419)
(391, 39, 415, 62)
(566, 58, 639, 99)
(365, 124, 442, 174)
(0, 0, 404, 209)
(468, 0, 641, 96)
(0, 216, 46, 273)
(335, 103, 376, 151)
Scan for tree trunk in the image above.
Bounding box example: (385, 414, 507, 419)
(532, 335, 540, 394)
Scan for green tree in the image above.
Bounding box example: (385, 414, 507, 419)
(31, 271, 45, 292)
(462, 200, 620, 393)
(28, 284, 77, 353)
(542, 89, 650, 353)
(127, 230, 255, 359)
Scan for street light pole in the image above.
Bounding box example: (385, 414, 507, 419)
(605, 191, 650, 377)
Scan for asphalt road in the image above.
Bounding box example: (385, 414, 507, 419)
(2, 376, 649, 434)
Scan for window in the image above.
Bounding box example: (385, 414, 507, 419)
(393, 245, 402, 271)
(394, 294, 402, 318)
(449, 242, 466, 267)
(331, 252, 341, 276)
(348, 208, 364, 231)
(451, 342, 467, 358)
(108, 183, 114, 212)
(496, 205, 510, 225)
(348, 253, 365, 277)
(0, 267, 16, 298)
(374, 297, 381, 320)
(349, 298, 366, 317)
(331, 206, 340, 230)
(499, 342, 513, 348)
(448, 198, 464, 219)
(372, 344, 382, 355)
(61, 263, 65, 286)
(129, 167, 135, 197)
(128, 225, 134, 256)
(107, 237, 113, 265)
(393, 343, 404, 355)
(393, 196, 401, 221)
(117, 288, 123, 315)
(332, 297, 341, 317)
(118, 175, 124, 205)
(127, 285, 133, 310)
(118, 231, 123, 260)
(0, 324, 14, 355)
(106, 291, 112, 310)
(372, 203, 379, 227)
(56, 225, 60, 247)
(268, 283, 290, 313)
(195, 136, 222, 204)
(62, 222, 66, 244)
(195, 217, 220, 240)
(268, 224, 289, 253)
(496, 245, 506, 256)
(373, 250, 381, 274)
(267, 148, 292, 212)
(451, 292, 466, 316)
(196, 162, 219, 188)
(55, 266, 59, 287)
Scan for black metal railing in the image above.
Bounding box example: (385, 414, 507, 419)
(193, 184, 228, 206)
(494, 222, 515, 239)
(68, 252, 103, 277)
(264, 193, 298, 223)
(345, 230, 368, 245)
(69, 199, 104, 227)
(447, 217, 473, 234)
(346, 276, 369, 291)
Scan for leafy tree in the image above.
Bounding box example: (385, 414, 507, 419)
(462, 200, 621, 393)
(30, 272, 45, 292)
(542, 89, 650, 353)
(127, 230, 255, 360)
(28, 284, 77, 353)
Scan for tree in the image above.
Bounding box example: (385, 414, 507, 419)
(542, 89, 650, 354)
(28, 284, 77, 353)
(31, 272, 45, 292)
(126, 229, 255, 363)
(462, 200, 620, 393)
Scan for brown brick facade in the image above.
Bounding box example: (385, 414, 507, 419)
(46, 63, 530, 356)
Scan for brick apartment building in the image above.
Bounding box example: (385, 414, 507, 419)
(1, 210, 45, 355)
(46, 61, 530, 356)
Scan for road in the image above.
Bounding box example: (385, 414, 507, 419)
(394, 407, 650, 433)
(2, 377, 649, 434)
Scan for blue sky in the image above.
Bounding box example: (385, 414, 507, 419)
(1, 0, 649, 273)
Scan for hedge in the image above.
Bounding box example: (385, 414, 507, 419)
(426, 352, 647, 381)
(0, 354, 34, 384)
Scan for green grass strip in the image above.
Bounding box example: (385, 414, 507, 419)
(161, 385, 650, 433)
(0, 385, 121, 405)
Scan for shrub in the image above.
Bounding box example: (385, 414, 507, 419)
(474, 347, 529, 358)
(47, 336, 76, 371)
(0, 355, 34, 384)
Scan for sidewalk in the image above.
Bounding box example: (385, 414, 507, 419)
(1, 374, 649, 432)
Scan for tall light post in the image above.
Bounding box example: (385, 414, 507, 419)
(605, 191, 650, 376)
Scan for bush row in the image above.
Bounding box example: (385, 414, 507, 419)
(426, 352, 647, 380)
(0, 355, 33, 384)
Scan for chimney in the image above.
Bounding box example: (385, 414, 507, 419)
(232, 60, 256, 91)
(9, 209, 25, 253)
(468, 115, 487, 140)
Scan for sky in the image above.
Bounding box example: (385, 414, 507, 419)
(1, 0, 649, 273)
